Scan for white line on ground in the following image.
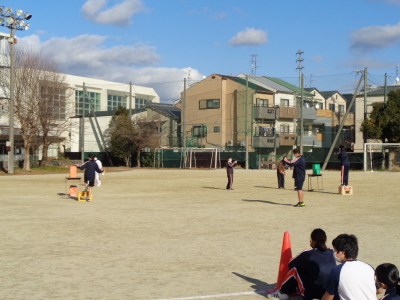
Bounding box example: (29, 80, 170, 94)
(155, 290, 267, 300)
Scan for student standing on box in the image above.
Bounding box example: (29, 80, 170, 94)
(337, 145, 350, 186)
(284, 148, 306, 207)
(277, 158, 286, 189)
(226, 157, 237, 190)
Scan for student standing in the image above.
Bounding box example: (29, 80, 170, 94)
(226, 157, 237, 190)
(277, 158, 286, 189)
(337, 145, 350, 186)
(76, 154, 104, 201)
(284, 148, 306, 207)
(321, 234, 376, 300)
(94, 155, 102, 187)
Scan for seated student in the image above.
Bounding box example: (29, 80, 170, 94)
(321, 234, 376, 300)
(376, 263, 400, 300)
(267, 229, 336, 300)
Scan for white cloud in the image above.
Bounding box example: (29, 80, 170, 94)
(81, 0, 146, 27)
(350, 22, 400, 51)
(18, 34, 203, 102)
(311, 56, 323, 63)
(229, 28, 268, 46)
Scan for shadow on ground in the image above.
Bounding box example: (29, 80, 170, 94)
(243, 199, 293, 206)
(232, 272, 275, 298)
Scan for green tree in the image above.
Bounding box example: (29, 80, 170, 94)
(361, 89, 400, 169)
(106, 107, 136, 167)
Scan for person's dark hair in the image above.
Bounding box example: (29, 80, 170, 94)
(339, 145, 344, 150)
(293, 148, 300, 155)
(311, 228, 327, 252)
(332, 234, 358, 259)
(227, 157, 232, 160)
(376, 263, 400, 288)
(88, 154, 94, 159)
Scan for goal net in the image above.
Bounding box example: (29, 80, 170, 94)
(154, 148, 221, 169)
(364, 143, 400, 172)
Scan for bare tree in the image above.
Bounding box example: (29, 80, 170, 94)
(0, 47, 73, 170)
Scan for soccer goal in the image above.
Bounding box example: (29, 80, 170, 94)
(154, 148, 221, 169)
(363, 143, 400, 172)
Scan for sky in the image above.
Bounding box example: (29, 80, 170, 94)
(3, 0, 400, 102)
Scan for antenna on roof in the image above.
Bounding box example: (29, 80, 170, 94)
(250, 54, 258, 75)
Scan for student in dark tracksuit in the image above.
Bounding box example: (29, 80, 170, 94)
(337, 145, 350, 186)
(375, 263, 400, 300)
(277, 229, 336, 300)
(277, 159, 286, 189)
(226, 157, 237, 190)
(76, 154, 104, 201)
(284, 148, 306, 207)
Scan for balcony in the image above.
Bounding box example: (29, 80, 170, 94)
(253, 106, 276, 119)
(277, 133, 297, 146)
(301, 107, 317, 120)
(252, 136, 277, 148)
(278, 106, 298, 119)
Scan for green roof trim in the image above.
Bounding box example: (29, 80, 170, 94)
(266, 77, 314, 96)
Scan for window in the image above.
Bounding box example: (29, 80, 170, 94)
(193, 125, 207, 137)
(338, 105, 345, 113)
(280, 124, 290, 133)
(280, 99, 289, 107)
(257, 98, 269, 107)
(314, 102, 323, 109)
(214, 126, 220, 132)
(199, 99, 220, 109)
(329, 103, 335, 112)
(75, 90, 101, 115)
(108, 95, 127, 111)
(41, 86, 67, 120)
(135, 98, 149, 109)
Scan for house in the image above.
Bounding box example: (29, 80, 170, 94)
(353, 85, 400, 152)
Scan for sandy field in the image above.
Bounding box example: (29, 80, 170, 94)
(1, 168, 399, 300)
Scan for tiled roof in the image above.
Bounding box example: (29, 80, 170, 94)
(147, 103, 181, 120)
(215, 74, 273, 93)
(265, 77, 314, 96)
(243, 75, 295, 93)
(364, 85, 400, 96)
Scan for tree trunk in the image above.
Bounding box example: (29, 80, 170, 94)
(23, 142, 31, 171)
(40, 140, 49, 167)
(136, 151, 141, 168)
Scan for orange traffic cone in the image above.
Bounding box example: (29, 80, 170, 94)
(266, 231, 293, 293)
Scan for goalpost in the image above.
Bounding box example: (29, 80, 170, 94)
(154, 147, 221, 169)
(363, 143, 400, 172)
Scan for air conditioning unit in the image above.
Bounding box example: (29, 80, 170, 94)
(240, 140, 246, 146)
(227, 140, 233, 146)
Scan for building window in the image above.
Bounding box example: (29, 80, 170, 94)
(280, 124, 290, 133)
(193, 125, 207, 137)
(329, 103, 335, 112)
(214, 126, 220, 132)
(75, 90, 101, 115)
(257, 98, 269, 107)
(135, 98, 149, 109)
(41, 86, 67, 120)
(338, 105, 344, 113)
(199, 99, 220, 109)
(314, 102, 323, 109)
(280, 99, 289, 107)
(108, 95, 127, 111)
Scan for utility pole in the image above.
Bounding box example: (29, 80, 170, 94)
(129, 82, 132, 118)
(296, 49, 304, 153)
(384, 73, 388, 104)
(363, 68, 368, 145)
(182, 78, 186, 168)
(245, 75, 249, 170)
(300, 73, 304, 154)
(80, 82, 86, 163)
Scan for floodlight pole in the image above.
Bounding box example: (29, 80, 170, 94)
(8, 25, 15, 173)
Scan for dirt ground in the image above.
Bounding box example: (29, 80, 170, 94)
(1, 168, 399, 300)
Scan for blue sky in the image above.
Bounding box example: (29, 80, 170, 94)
(3, 0, 400, 102)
